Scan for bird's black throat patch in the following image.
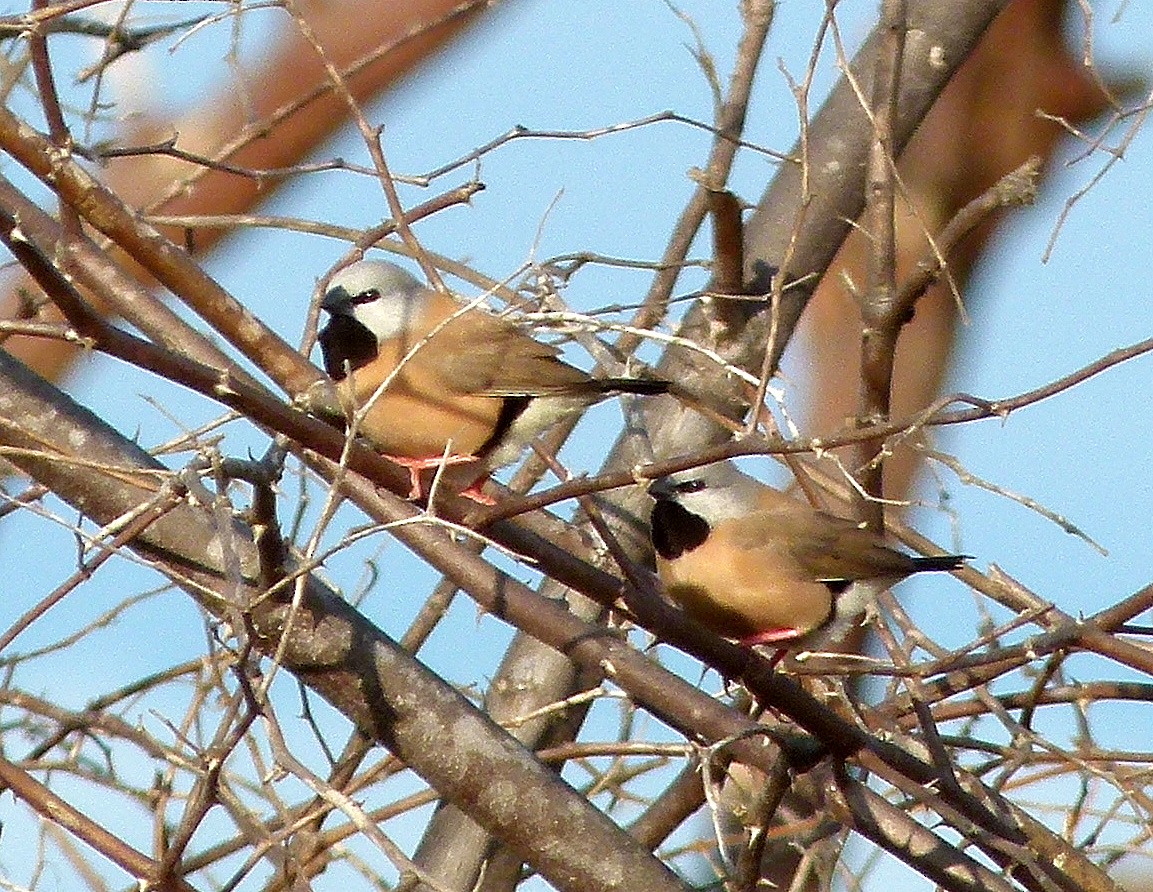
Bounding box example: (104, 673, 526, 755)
(651, 500, 710, 560)
(318, 314, 378, 381)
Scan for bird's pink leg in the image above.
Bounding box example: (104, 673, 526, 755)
(738, 627, 803, 647)
(739, 627, 803, 670)
(385, 454, 481, 500)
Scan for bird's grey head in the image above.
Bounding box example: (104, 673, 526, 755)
(649, 461, 762, 523)
(321, 260, 425, 343)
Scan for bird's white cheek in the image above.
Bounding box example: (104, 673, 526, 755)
(352, 297, 409, 342)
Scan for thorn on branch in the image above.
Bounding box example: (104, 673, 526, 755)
(221, 441, 290, 590)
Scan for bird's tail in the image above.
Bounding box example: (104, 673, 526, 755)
(596, 377, 670, 396)
(911, 554, 970, 572)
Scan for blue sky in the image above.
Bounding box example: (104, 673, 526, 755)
(2, 0, 1152, 887)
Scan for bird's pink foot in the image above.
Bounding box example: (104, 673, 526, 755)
(458, 480, 497, 506)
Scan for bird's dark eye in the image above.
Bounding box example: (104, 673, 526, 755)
(351, 288, 381, 305)
(676, 479, 706, 494)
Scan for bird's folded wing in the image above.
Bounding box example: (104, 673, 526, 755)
(431, 310, 595, 397)
(730, 511, 917, 582)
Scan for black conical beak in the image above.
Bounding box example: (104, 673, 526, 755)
(321, 285, 353, 315)
(648, 477, 676, 501)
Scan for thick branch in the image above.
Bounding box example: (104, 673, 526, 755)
(743, 0, 1010, 371)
